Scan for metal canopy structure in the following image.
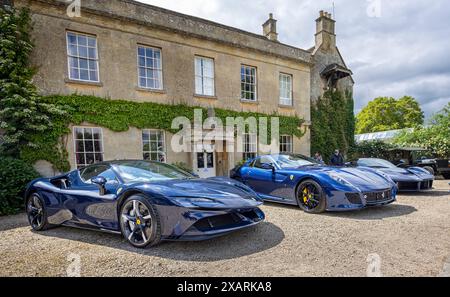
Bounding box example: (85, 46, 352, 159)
(321, 63, 353, 88)
(355, 129, 414, 143)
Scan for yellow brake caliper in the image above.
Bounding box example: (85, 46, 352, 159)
(303, 188, 309, 203)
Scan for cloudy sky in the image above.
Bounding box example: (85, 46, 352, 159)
(138, 0, 450, 118)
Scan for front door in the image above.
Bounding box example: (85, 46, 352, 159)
(196, 152, 216, 178)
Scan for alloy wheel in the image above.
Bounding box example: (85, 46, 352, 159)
(27, 195, 44, 229)
(120, 200, 154, 247)
(298, 182, 321, 210)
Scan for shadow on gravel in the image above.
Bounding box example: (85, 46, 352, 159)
(37, 221, 285, 261)
(0, 213, 29, 232)
(325, 204, 418, 221)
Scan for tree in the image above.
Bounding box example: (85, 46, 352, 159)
(0, 6, 63, 157)
(394, 103, 450, 158)
(356, 96, 424, 134)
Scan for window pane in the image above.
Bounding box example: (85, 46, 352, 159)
(138, 56, 145, 67)
(76, 153, 85, 166)
(70, 68, 79, 80)
(79, 58, 88, 69)
(138, 47, 145, 57)
(77, 35, 87, 46)
(68, 33, 77, 44)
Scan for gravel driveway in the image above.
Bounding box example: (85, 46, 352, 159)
(1, 180, 449, 277)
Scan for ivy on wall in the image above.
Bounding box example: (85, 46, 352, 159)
(21, 94, 306, 172)
(311, 90, 355, 162)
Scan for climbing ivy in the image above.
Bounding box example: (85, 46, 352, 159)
(21, 94, 306, 172)
(311, 90, 355, 162)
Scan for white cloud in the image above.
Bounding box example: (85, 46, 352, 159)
(137, 0, 450, 117)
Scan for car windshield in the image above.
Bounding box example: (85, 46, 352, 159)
(273, 154, 319, 169)
(358, 158, 397, 169)
(114, 161, 194, 183)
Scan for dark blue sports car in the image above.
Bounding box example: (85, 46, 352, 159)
(25, 160, 265, 248)
(231, 154, 397, 213)
(353, 158, 435, 192)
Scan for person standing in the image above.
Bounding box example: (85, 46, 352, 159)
(314, 152, 325, 165)
(330, 149, 345, 166)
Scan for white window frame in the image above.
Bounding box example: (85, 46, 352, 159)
(73, 127, 104, 168)
(243, 133, 258, 161)
(137, 45, 164, 90)
(195, 56, 215, 96)
(241, 65, 257, 101)
(142, 129, 167, 163)
(66, 31, 100, 83)
(280, 135, 294, 154)
(279, 73, 293, 106)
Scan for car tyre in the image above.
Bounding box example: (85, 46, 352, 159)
(26, 193, 52, 231)
(423, 166, 435, 176)
(119, 195, 162, 248)
(442, 173, 450, 180)
(296, 179, 327, 214)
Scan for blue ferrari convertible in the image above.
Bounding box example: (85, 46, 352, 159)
(231, 154, 397, 213)
(25, 160, 265, 248)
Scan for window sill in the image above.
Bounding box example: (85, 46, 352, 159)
(279, 104, 295, 109)
(240, 100, 259, 105)
(135, 87, 167, 94)
(65, 79, 103, 87)
(194, 94, 218, 100)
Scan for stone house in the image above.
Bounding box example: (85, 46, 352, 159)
(10, 0, 353, 177)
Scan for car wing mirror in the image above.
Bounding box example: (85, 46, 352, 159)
(91, 176, 107, 196)
(261, 163, 276, 172)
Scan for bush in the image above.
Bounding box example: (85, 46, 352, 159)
(0, 157, 39, 216)
(350, 140, 396, 160)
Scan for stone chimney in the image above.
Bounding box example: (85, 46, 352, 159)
(262, 13, 278, 42)
(315, 10, 336, 52)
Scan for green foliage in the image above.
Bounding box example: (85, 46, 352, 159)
(21, 94, 306, 172)
(394, 103, 450, 158)
(350, 140, 396, 159)
(311, 90, 355, 161)
(356, 96, 424, 134)
(0, 6, 64, 157)
(0, 157, 39, 216)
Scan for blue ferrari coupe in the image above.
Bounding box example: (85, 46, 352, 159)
(353, 158, 435, 192)
(25, 160, 265, 248)
(230, 154, 397, 213)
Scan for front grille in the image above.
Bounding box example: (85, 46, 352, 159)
(346, 193, 362, 204)
(420, 180, 433, 190)
(398, 181, 420, 191)
(363, 189, 392, 205)
(192, 210, 261, 232)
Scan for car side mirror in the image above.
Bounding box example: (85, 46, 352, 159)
(261, 163, 275, 172)
(91, 176, 107, 196)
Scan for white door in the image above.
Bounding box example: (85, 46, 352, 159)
(196, 152, 216, 178)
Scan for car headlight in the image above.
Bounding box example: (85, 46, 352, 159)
(327, 172, 355, 188)
(172, 197, 220, 208)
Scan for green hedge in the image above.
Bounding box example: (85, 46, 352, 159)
(0, 157, 39, 216)
(21, 94, 306, 172)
